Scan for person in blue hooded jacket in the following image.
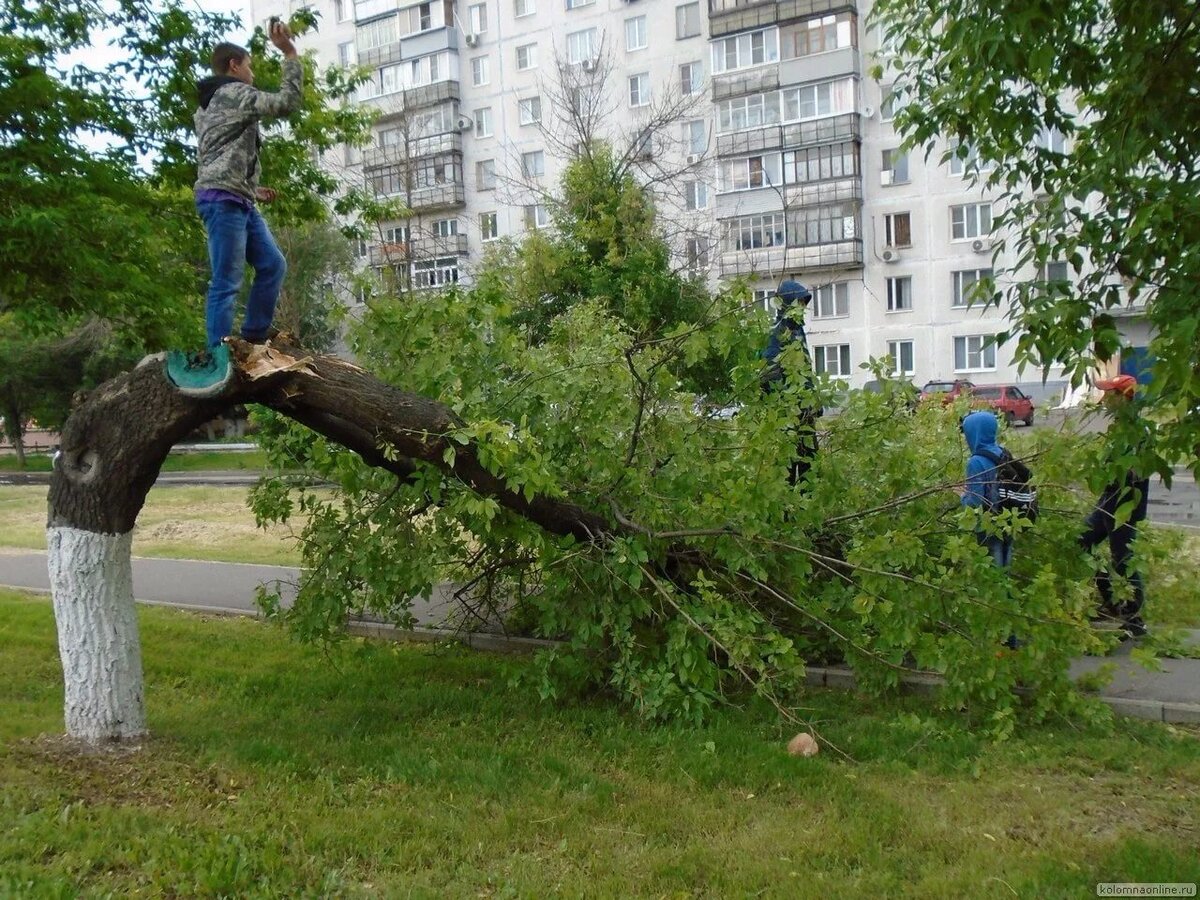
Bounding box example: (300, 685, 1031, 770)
(761, 279, 820, 486)
(960, 409, 1012, 567)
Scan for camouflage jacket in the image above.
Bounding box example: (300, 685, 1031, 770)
(193, 58, 303, 202)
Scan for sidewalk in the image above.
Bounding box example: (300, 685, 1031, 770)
(3, 550, 1198, 724)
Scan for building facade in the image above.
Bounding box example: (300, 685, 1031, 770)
(248, 0, 1094, 393)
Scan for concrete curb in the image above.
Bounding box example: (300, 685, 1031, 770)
(804, 664, 1200, 725)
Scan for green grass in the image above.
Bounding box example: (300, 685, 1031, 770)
(0, 485, 301, 566)
(0, 449, 272, 473)
(2, 590, 1198, 898)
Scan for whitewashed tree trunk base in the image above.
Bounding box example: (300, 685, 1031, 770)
(47, 527, 146, 742)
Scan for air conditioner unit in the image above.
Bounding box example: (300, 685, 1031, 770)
(686, 153, 701, 164)
(880, 170, 894, 186)
(970, 238, 990, 254)
(581, 58, 597, 73)
(881, 247, 901, 263)
(464, 33, 479, 47)
(456, 115, 473, 133)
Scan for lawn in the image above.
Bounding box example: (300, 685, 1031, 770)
(2, 590, 1198, 898)
(0, 485, 302, 566)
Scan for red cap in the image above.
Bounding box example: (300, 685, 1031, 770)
(1094, 374, 1137, 397)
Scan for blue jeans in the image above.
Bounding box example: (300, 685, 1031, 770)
(981, 533, 1013, 568)
(197, 199, 286, 348)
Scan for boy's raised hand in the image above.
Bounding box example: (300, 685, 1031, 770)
(269, 19, 297, 57)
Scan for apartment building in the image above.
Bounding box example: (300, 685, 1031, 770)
(246, 0, 1124, 393)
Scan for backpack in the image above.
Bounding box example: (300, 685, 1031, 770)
(977, 447, 1038, 522)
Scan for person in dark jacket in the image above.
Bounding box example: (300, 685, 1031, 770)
(166, 19, 303, 397)
(960, 409, 1012, 567)
(761, 279, 819, 486)
(1080, 374, 1150, 638)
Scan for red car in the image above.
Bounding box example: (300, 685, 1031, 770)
(919, 379, 975, 405)
(969, 384, 1035, 426)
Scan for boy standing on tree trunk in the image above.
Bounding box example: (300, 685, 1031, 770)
(166, 19, 303, 397)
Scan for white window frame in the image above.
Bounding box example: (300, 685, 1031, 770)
(565, 0, 593, 9)
(480, 211, 499, 241)
(675, 2, 701, 39)
(684, 181, 708, 211)
(888, 340, 915, 376)
(566, 28, 597, 64)
(412, 256, 460, 290)
(521, 149, 545, 178)
(474, 107, 493, 139)
(954, 334, 997, 372)
(476, 158, 497, 189)
(471, 56, 489, 86)
(880, 84, 907, 122)
(468, 2, 488, 34)
(951, 268, 993, 308)
(684, 119, 707, 156)
(516, 43, 537, 70)
(883, 211, 912, 248)
(430, 218, 459, 238)
(722, 214, 784, 252)
(810, 282, 849, 319)
(950, 203, 993, 241)
(335, 0, 350, 23)
(625, 16, 648, 52)
(881, 148, 909, 185)
(711, 28, 779, 74)
(525, 204, 551, 229)
(814, 343, 852, 377)
(885, 275, 913, 312)
(719, 155, 768, 191)
(680, 61, 702, 96)
(515, 0, 535, 16)
(948, 140, 994, 176)
(518, 96, 542, 126)
(628, 73, 650, 108)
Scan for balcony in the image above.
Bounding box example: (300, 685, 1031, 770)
(711, 67, 780, 102)
(715, 112, 861, 159)
(368, 233, 469, 267)
(355, 0, 397, 23)
(358, 40, 403, 69)
(708, 0, 855, 38)
(408, 182, 466, 212)
(362, 132, 464, 170)
(718, 238, 863, 276)
(783, 175, 861, 210)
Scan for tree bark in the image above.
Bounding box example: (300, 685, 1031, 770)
(47, 343, 617, 742)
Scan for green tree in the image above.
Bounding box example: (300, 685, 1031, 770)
(273, 220, 358, 352)
(869, 0, 1200, 478)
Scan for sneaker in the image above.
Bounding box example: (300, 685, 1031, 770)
(164, 344, 234, 398)
(1121, 617, 1148, 640)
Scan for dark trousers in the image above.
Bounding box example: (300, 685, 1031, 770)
(1079, 511, 1144, 620)
(787, 406, 819, 486)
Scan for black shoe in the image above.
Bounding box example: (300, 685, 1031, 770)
(1121, 617, 1148, 640)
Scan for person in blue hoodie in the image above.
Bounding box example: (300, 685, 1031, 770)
(960, 409, 1012, 567)
(761, 279, 819, 486)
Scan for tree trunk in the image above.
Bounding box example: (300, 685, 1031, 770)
(47, 342, 618, 742)
(3, 402, 25, 469)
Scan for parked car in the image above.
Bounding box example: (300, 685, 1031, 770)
(919, 379, 975, 405)
(862, 378, 919, 411)
(969, 384, 1036, 426)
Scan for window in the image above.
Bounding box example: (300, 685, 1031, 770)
(471, 56, 489, 86)
(629, 73, 650, 107)
(468, 3, 488, 34)
(787, 203, 858, 245)
(722, 214, 785, 251)
(335, 0, 350, 22)
(344, 142, 362, 166)
(525, 204, 550, 229)
(480, 211, 498, 241)
(951, 268, 993, 308)
(412, 257, 460, 289)
(888, 340, 914, 376)
(719, 155, 767, 191)
(815, 344, 852, 376)
(476, 158, 496, 189)
(685, 237, 709, 271)
(518, 96, 542, 125)
(881, 148, 908, 184)
(516, 43, 537, 70)
(886, 276, 913, 311)
(948, 140, 993, 176)
(565, 0, 593, 9)
(383, 225, 409, 246)
(567, 28, 597, 64)
(951, 203, 992, 240)
(1035, 126, 1066, 154)
(680, 61, 702, 95)
(1043, 260, 1069, 284)
(753, 288, 774, 310)
(356, 16, 399, 52)
(880, 84, 907, 122)
(515, 0, 534, 16)
(407, 2, 433, 32)
(626, 16, 647, 51)
(355, 237, 368, 258)
(474, 107, 493, 138)
(711, 29, 777, 73)
(782, 12, 855, 59)
(684, 181, 708, 211)
(522, 149, 545, 177)
(883, 212, 911, 248)
(337, 41, 355, 67)
(676, 2, 701, 39)
(782, 142, 858, 184)
(684, 120, 706, 156)
(717, 92, 781, 132)
(781, 78, 855, 121)
(811, 282, 849, 318)
(430, 218, 458, 238)
(954, 334, 996, 371)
